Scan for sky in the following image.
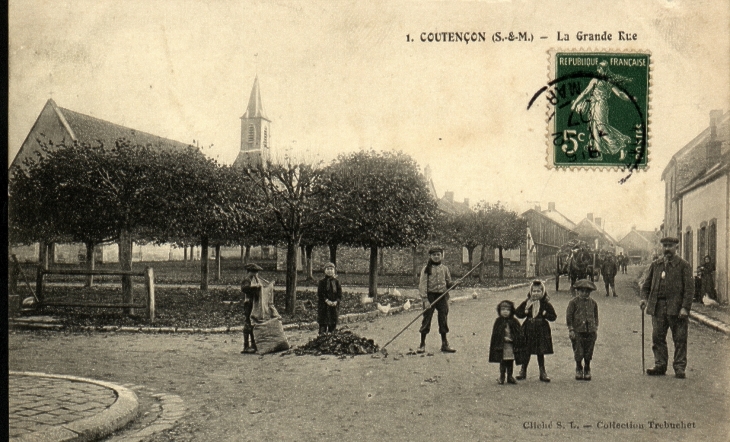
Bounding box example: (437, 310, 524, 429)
(9, 0, 730, 240)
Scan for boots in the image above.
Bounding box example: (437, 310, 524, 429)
(516, 363, 527, 380)
(498, 363, 506, 385)
(242, 332, 257, 354)
(539, 367, 551, 382)
(506, 362, 517, 384)
(417, 333, 426, 354)
(440, 334, 456, 353)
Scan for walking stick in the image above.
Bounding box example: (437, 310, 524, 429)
(380, 262, 483, 354)
(641, 305, 646, 373)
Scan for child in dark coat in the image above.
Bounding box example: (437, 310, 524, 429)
(489, 300, 526, 385)
(317, 262, 342, 334)
(515, 280, 557, 382)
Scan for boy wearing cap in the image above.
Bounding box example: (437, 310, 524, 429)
(418, 247, 456, 353)
(566, 279, 599, 380)
(640, 237, 694, 378)
(241, 263, 265, 354)
(317, 262, 342, 334)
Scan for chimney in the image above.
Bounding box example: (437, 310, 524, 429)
(707, 110, 723, 170)
(632, 225, 636, 231)
(548, 202, 556, 212)
(587, 213, 594, 222)
(534, 203, 542, 211)
(463, 198, 469, 208)
(444, 191, 454, 203)
(595, 217, 602, 228)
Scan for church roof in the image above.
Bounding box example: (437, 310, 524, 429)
(242, 76, 269, 120)
(11, 99, 193, 170)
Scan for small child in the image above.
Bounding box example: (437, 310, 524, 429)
(317, 262, 342, 335)
(489, 300, 526, 385)
(515, 280, 557, 382)
(566, 279, 599, 380)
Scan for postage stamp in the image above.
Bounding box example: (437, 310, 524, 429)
(535, 50, 651, 170)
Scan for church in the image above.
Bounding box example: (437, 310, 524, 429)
(10, 78, 271, 264)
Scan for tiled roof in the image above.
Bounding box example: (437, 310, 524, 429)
(59, 106, 193, 151)
(540, 209, 577, 231)
(438, 197, 471, 215)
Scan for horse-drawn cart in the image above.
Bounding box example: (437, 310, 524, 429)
(555, 240, 595, 292)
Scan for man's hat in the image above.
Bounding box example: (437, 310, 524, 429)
(573, 279, 597, 291)
(323, 262, 336, 270)
(428, 246, 444, 254)
(244, 263, 263, 272)
(660, 237, 679, 244)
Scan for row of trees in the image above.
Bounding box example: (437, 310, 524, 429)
(9, 138, 525, 314)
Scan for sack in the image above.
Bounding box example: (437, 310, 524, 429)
(252, 318, 290, 354)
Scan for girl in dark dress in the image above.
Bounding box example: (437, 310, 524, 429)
(489, 300, 526, 385)
(317, 262, 342, 334)
(699, 255, 717, 301)
(515, 280, 557, 382)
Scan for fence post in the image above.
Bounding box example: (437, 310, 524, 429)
(145, 267, 155, 324)
(35, 266, 44, 304)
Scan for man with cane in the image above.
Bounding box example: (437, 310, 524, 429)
(417, 247, 456, 353)
(640, 237, 694, 378)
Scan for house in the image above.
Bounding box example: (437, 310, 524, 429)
(574, 213, 618, 251)
(618, 226, 660, 264)
(662, 110, 729, 303)
(521, 202, 579, 277)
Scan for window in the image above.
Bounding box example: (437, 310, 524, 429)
(263, 127, 268, 149)
(684, 228, 693, 266)
(247, 124, 255, 144)
(708, 220, 717, 264)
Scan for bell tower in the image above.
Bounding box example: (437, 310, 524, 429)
(234, 76, 271, 167)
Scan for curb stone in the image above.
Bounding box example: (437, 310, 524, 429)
(10, 371, 139, 442)
(689, 311, 730, 335)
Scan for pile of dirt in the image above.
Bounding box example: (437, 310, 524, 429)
(293, 330, 379, 356)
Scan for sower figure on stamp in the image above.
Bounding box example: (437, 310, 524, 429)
(417, 247, 456, 354)
(317, 262, 342, 335)
(241, 263, 265, 354)
(601, 253, 618, 297)
(640, 237, 694, 378)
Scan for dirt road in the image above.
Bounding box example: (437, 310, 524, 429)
(9, 267, 730, 441)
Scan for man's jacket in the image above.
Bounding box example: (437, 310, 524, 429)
(640, 255, 694, 316)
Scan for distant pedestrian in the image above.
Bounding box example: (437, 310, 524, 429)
(489, 300, 526, 385)
(515, 280, 557, 382)
(601, 254, 618, 297)
(698, 255, 717, 301)
(619, 253, 628, 274)
(417, 247, 456, 353)
(640, 237, 694, 378)
(317, 263, 342, 335)
(566, 279, 599, 381)
(241, 263, 265, 354)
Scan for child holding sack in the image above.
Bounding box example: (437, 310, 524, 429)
(489, 300, 527, 385)
(515, 280, 557, 382)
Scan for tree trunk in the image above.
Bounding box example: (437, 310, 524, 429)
(285, 239, 299, 315)
(184, 244, 188, 262)
(498, 246, 504, 279)
(328, 243, 338, 266)
(368, 246, 379, 298)
(412, 246, 420, 284)
(214, 244, 221, 281)
(299, 245, 306, 274)
(378, 247, 384, 276)
(244, 245, 251, 265)
(467, 246, 475, 271)
(119, 229, 134, 315)
(240, 245, 245, 263)
(48, 242, 56, 266)
(479, 245, 488, 283)
(38, 241, 49, 271)
(85, 242, 95, 287)
(200, 236, 209, 291)
(305, 245, 314, 281)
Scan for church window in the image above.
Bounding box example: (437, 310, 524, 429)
(248, 125, 255, 144)
(263, 127, 268, 148)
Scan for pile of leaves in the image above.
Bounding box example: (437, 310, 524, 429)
(292, 330, 379, 356)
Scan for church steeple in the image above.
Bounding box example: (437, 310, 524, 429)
(234, 76, 271, 168)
